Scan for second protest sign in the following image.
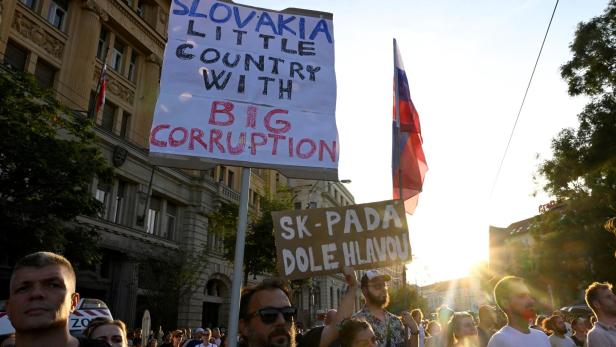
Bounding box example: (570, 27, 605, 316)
(272, 199, 411, 280)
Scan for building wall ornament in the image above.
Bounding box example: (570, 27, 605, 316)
(11, 11, 64, 60)
(146, 53, 162, 67)
(159, 10, 168, 25)
(82, 0, 109, 22)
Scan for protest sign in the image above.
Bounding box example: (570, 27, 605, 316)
(149, 0, 338, 180)
(272, 200, 412, 280)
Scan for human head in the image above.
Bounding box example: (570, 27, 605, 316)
(212, 327, 221, 338)
(171, 330, 184, 345)
(478, 305, 496, 328)
(493, 276, 535, 321)
(193, 327, 205, 339)
(571, 317, 588, 336)
(201, 328, 212, 343)
(339, 319, 377, 347)
(84, 318, 128, 347)
(542, 315, 567, 336)
(6, 251, 80, 334)
(360, 270, 391, 309)
(239, 278, 296, 347)
(411, 309, 423, 323)
(146, 338, 158, 347)
(437, 306, 454, 327)
(534, 315, 547, 328)
(585, 282, 616, 319)
(324, 309, 337, 325)
(427, 321, 441, 336)
(446, 312, 477, 347)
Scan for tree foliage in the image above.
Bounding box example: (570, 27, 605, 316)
(530, 0, 616, 298)
(138, 247, 209, 330)
(387, 284, 428, 314)
(0, 66, 112, 264)
(208, 192, 293, 283)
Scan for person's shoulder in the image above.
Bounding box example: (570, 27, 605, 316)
(78, 336, 111, 347)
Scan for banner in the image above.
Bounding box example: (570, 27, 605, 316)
(149, 1, 338, 180)
(272, 200, 411, 280)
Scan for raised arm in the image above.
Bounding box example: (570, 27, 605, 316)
(319, 267, 358, 347)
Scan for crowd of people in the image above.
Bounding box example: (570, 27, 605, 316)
(2, 251, 616, 347)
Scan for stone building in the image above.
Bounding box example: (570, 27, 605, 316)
(286, 179, 356, 326)
(0, 0, 289, 330)
(421, 277, 489, 314)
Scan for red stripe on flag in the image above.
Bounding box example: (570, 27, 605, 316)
(84, 310, 97, 316)
(392, 40, 428, 214)
(72, 311, 83, 317)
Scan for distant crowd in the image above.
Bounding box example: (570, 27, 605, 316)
(1, 251, 616, 347)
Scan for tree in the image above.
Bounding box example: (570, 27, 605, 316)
(387, 284, 428, 314)
(532, 0, 616, 296)
(0, 66, 112, 265)
(208, 192, 293, 283)
(138, 247, 209, 330)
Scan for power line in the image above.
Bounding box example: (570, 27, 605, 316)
(489, 0, 560, 199)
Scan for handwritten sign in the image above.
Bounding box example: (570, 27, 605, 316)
(149, 1, 338, 180)
(272, 200, 412, 280)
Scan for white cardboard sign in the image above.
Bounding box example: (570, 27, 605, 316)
(149, 1, 338, 179)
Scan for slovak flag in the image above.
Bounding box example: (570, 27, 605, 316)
(95, 63, 107, 115)
(392, 39, 428, 214)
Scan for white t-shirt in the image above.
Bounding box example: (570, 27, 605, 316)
(548, 334, 576, 347)
(487, 326, 550, 347)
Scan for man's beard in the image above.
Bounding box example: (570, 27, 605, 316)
(246, 325, 296, 347)
(366, 290, 389, 308)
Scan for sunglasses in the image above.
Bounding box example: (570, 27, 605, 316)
(246, 306, 297, 324)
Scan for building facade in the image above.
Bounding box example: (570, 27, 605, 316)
(0, 0, 288, 330)
(286, 178, 356, 326)
(421, 277, 489, 314)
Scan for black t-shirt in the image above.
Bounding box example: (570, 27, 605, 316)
(571, 335, 584, 347)
(78, 337, 111, 347)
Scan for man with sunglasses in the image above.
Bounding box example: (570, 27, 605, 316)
(353, 270, 419, 347)
(239, 267, 360, 347)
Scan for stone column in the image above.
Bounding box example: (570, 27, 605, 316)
(108, 258, 139, 329)
(60, 0, 107, 110)
(134, 54, 161, 147)
(0, 0, 18, 54)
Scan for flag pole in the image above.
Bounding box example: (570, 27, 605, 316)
(393, 39, 404, 203)
(227, 167, 251, 347)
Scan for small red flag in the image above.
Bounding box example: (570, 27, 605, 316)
(95, 64, 107, 115)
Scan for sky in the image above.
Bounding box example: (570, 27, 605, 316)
(238, 0, 609, 285)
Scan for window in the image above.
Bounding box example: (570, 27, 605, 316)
(120, 111, 131, 138)
(97, 28, 109, 61)
(95, 185, 110, 218)
(227, 170, 234, 188)
(20, 0, 37, 10)
(101, 103, 116, 132)
(111, 40, 125, 72)
(127, 52, 138, 82)
(165, 203, 177, 240)
(218, 166, 225, 183)
(294, 202, 302, 210)
(34, 59, 56, 89)
(47, 0, 69, 31)
(3, 41, 28, 71)
(113, 181, 127, 224)
(137, 1, 146, 17)
(147, 197, 161, 234)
